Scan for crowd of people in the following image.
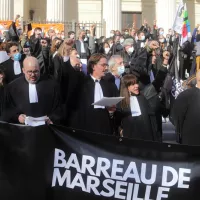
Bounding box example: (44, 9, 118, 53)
(0, 15, 200, 145)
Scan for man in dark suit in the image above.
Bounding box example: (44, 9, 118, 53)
(75, 53, 118, 135)
(103, 55, 125, 93)
(74, 26, 96, 75)
(74, 26, 96, 59)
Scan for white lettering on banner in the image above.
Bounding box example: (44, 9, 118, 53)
(52, 149, 192, 199)
(171, 78, 185, 99)
(162, 166, 179, 187)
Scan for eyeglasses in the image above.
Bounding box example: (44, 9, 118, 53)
(26, 70, 40, 75)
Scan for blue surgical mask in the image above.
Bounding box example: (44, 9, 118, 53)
(117, 66, 125, 76)
(14, 53, 22, 61)
(160, 31, 164, 35)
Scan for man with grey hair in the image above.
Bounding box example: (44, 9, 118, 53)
(103, 55, 125, 91)
(118, 37, 136, 74)
(1, 56, 62, 125)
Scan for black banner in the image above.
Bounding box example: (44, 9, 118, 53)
(1, 122, 200, 200)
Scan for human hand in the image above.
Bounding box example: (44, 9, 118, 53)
(18, 114, 26, 124)
(149, 40, 159, 50)
(15, 14, 20, 20)
(163, 51, 170, 59)
(46, 118, 53, 125)
(90, 24, 96, 36)
(107, 105, 116, 112)
(65, 38, 74, 46)
(163, 51, 170, 65)
(143, 19, 148, 26)
(40, 39, 48, 47)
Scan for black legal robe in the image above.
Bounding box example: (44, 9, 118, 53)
(172, 87, 200, 145)
(117, 95, 155, 141)
(58, 59, 85, 126)
(1, 75, 62, 124)
(0, 58, 23, 84)
(75, 76, 118, 135)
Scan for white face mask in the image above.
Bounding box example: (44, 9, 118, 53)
(110, 33, 114, 37)
(120, 38, 124, 44)
(159, 31, 164, 35)
(141, 35, 145, 41)
(117, 66, 125, 76)
(127, 47, 134, 54)
(160, 39, 165, 43)
(87, 34, 90, 37)
(104, 48, 110, 54)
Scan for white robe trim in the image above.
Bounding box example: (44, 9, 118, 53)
(0, 51, 9, 64)
(130, 96, 141, 117)
(29, 83, 38, 103)
(14, 61, 22, 75)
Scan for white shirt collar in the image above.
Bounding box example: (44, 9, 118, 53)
(90, 75, 101, 82)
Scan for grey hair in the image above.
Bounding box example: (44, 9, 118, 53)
(108, 55, 122, 72)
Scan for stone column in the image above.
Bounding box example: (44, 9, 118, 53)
(156, 0, 177, 33)
(0, 0, 14, 20)
(46, 0, 65, 21)
(103, 0, 121, 37)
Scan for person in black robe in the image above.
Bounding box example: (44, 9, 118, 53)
(75, 53, 118, 135)
(58, 56, 85, 126)
(1, 56, 62, 125)
(117, 74, 155, 141)
(0, 42, 23, 84)
(172, 71, 200, 145)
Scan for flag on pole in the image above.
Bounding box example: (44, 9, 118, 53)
(180, 3, 191, 46)
(172, 1, 184, 34)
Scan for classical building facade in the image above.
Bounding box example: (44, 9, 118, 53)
(0, 0, 199, 37)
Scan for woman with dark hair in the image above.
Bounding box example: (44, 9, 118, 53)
(118, 74, 155, 141)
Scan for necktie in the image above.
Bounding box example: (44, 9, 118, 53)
(94, 80, 105, 109)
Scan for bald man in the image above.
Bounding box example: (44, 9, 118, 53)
(1, 56, 62, 125)
(172, 71, 200, 145)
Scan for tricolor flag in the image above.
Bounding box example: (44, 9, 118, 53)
(180, 3, 191, 46)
